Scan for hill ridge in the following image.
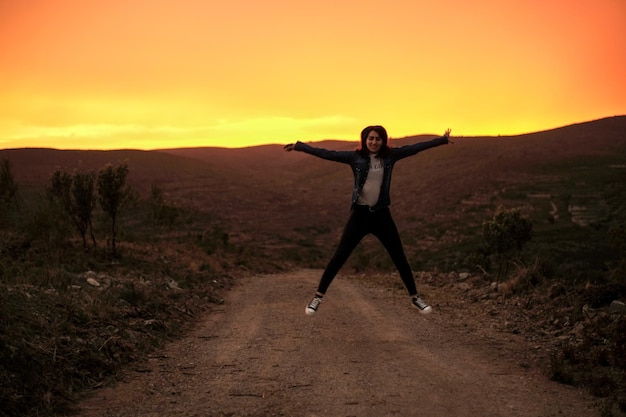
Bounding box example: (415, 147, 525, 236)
(2, 115, 625, 238)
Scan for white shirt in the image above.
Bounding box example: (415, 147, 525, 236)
(356, 154, 383, 206)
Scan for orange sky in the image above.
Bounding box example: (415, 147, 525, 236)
(1, 0, 625, 150)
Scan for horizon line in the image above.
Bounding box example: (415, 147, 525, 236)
(1, 115, 624, 152)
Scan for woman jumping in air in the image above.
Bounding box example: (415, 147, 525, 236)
(284, 125, 451, 315)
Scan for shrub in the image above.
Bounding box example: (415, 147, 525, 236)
(48, 169, 97, 250)
(97, 162, 134, 257)
(482, 207, 533, 279)
(0, 158, 19, 227)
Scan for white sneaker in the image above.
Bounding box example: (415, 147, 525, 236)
(305, 296, 323, 315)
(411, 296, 432, 314)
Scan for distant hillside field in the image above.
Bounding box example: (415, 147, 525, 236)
(3, 116, 626, 273)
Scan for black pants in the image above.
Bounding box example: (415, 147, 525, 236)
(316, 205, 417, 296)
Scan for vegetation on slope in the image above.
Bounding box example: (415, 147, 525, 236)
(1, 116, 625, 415)
(0, 161, 279, 416)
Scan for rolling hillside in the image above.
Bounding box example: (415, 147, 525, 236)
(3, 116, 625, 273)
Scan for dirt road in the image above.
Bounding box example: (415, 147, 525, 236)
(77, 270, 599, 417)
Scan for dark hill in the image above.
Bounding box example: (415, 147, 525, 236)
(2, 116, 625, 263)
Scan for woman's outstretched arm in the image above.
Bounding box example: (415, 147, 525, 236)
(392, 129, 452, 160)
(283, 141, 354, 164)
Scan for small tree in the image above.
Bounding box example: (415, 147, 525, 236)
(607, 214, 626, 286)
(48, 169, 73, 227)
(0, 158, 19, 224)
(149, 184, 178, 233)
(72, 170, 97, 249)
(48, 169, 97, 250)
(97, 162, 132, 257)
(482, 207, 533, 279)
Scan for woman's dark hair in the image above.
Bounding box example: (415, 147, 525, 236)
(358, 125, 390, 156)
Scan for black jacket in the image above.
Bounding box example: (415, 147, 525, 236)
(293, 136, 448, 210)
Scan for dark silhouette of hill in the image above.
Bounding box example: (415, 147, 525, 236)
(2, 116, 625, 245)
(160, 115, 626, 236)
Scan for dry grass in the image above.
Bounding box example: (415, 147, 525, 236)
(0, 237, 242, 417)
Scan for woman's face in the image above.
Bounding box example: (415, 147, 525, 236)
(366, 130, 383, 154)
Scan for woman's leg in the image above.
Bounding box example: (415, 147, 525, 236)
(316, 209, 368, 294)
(371, 209, 418, 296)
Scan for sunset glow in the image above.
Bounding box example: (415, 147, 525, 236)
(1, 0, 625, 149)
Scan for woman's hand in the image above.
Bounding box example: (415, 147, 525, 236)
(443, 129, 453, 144)
(283, 143, 295, 152)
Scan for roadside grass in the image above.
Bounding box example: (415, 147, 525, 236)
(0, 197, 251, 417)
